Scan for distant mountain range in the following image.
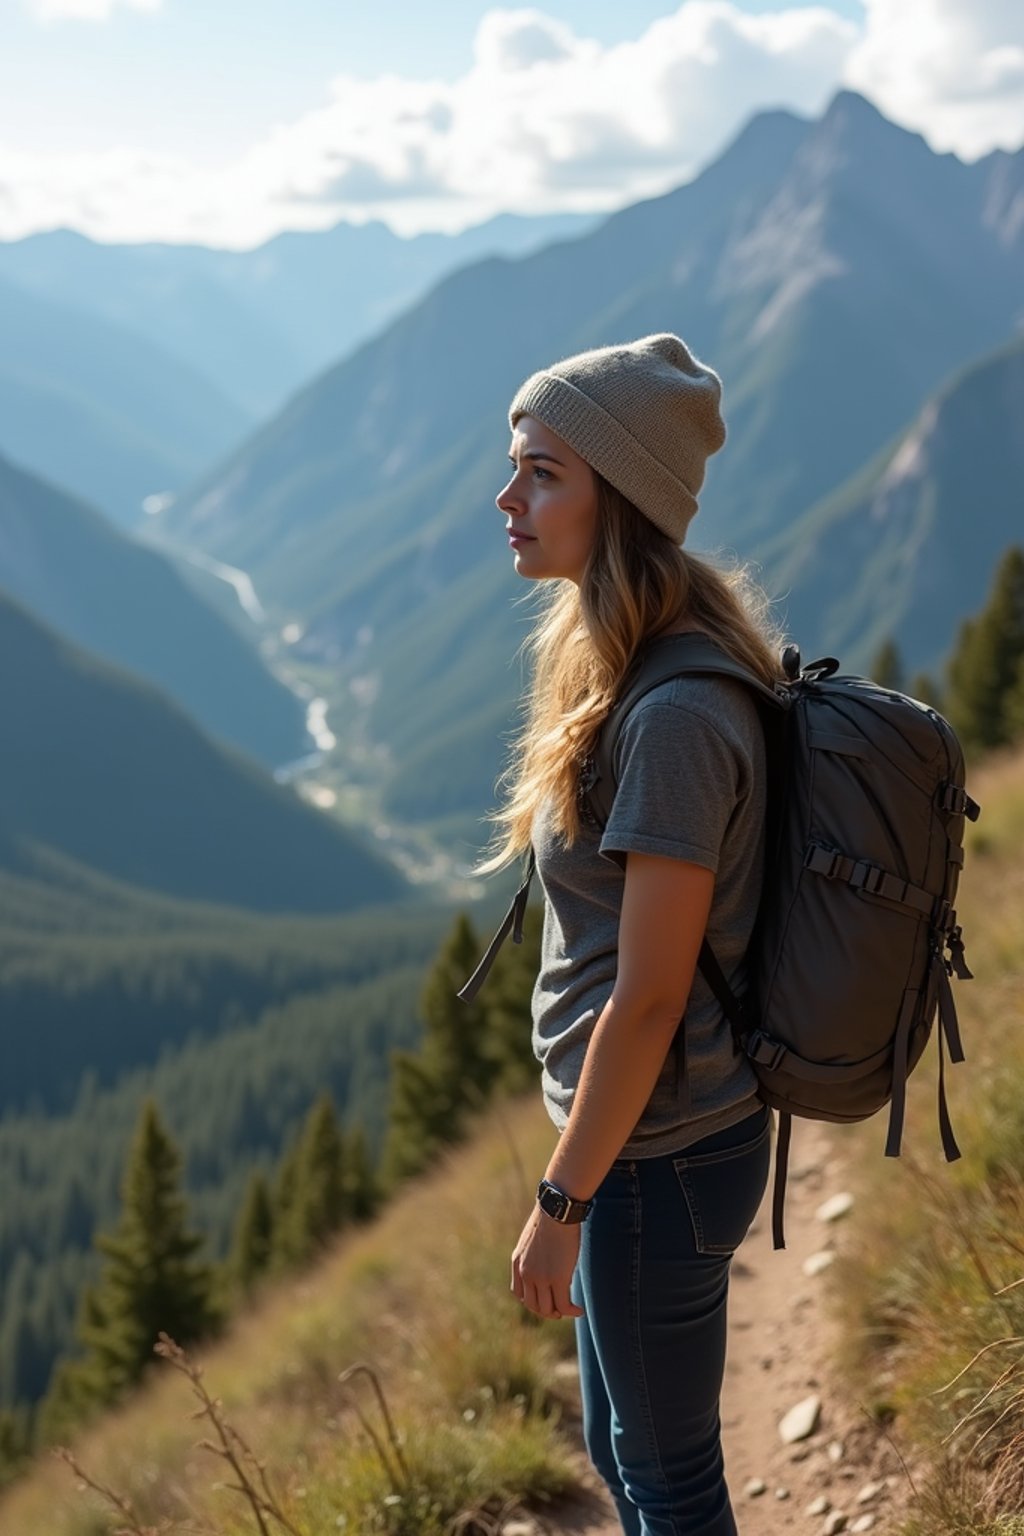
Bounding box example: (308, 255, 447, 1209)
(0, 274, 255, 527)
(0, 450, 312, 769)
(0, 211, 596, 427)
(0, 589, 402, 912)
(148, 89, 1023, 833)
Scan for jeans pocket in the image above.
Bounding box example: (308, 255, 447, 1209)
(672, 1115, 771, 1255)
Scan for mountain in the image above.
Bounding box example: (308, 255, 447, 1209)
(0, 451, 311, 770)
(0, 275, 254, 526)
(154, 90, 1024, 830)
(0, 212, 596, 419)
(763, 332, 1024, 674)
(0, 590, 403, 912)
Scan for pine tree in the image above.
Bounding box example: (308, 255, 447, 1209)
(289, 1093, 347, 1264)
(946, 546, 1024, 753)
(1006, 653, 1024, 744)
(269, 1127, 304, 1270)
(382, 914, 494, 1185)
(870, 638, 905, 692)
(483, 904, 543, 1093)
(342, 1123, 379, 1223)
(230, 1170, 274, 1291)
(67, 1097, 219, 1407)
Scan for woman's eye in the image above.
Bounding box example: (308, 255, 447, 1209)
(533, 466, 551, 480)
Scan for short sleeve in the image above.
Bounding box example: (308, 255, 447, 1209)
(599, 699, 744, 873)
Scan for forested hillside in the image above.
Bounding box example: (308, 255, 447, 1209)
(0, 589, 401, 912)
(0, 451, 310, 769)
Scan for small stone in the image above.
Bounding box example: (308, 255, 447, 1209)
(790, 1445, 812, 1462)
(827, 1439, 845, 1463)
(807, 1495, 831, 1516)
(745, 1477, 767, 1498)
(803, 1250, 836, 1277)
(823, 1514, 848, 1535)
(779, 1393, 822, 1443)
(775, 1487, 790, 1500)
(857, 1481, 885, 1505)
(851, 1517, 876, 1533)
(816, 1192, 855, 1223)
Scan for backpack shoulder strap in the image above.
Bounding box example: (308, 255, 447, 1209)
(585, 633, 786, 828)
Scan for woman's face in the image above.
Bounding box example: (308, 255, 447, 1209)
(496, 415, 599, 585)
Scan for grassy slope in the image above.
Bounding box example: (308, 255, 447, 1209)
(3, 747, 1022, 1535)
(0, 1095, 582, 1536)
(828, 744, 1024, 1535)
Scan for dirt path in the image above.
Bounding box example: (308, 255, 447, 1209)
(544, 1121, 919, 1536)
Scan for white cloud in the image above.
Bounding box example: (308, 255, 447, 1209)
(843, 0, 1024, 157)
(1, 1, 1022, 247)
(24, 0, 161, 20)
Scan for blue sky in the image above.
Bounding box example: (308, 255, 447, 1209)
(0, 0, 1019, 246)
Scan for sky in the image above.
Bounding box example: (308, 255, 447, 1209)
(1, 0, 1022, 248)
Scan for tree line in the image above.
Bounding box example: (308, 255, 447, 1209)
(0, 902, 541, 1489)
(870, 545, 1024, 753)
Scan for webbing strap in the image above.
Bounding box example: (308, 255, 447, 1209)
(884, 989, 919, 1158)
(697, 937, 748, 1039)
(804, 844, 938, 920)
(934, 955, 967, 1065)
(932, 953, 964, 1163)
(456, 849, 535, 1003)
(772, 1112, 792, 1250)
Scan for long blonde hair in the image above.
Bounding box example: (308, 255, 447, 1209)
(479, 476, 786, 872)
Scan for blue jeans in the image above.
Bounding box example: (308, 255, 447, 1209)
(570, 1101, 771, 1536)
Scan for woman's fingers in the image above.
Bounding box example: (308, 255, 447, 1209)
(554, 1284, 584, 1319)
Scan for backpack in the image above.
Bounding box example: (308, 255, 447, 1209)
(458, 633, 980, 1249)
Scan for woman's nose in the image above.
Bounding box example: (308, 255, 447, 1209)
(496, 476, 522, 515)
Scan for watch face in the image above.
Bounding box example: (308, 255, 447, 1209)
(539, 1184, 569, 1221)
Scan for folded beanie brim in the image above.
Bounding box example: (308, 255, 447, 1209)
(509, 370, 698, 544)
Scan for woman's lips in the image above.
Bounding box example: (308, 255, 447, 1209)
(508, 531, 536, 545)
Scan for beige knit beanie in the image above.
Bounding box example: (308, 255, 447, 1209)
(508, 332, 726, 544)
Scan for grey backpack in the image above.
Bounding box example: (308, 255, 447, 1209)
(459, 633, 980, 1248)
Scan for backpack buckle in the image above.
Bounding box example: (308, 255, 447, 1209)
(850, 860, 886, 895)
(747, 1030, 787, 1072)
(805, 844, 842, 879)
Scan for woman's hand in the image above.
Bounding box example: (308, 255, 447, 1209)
(511, 1206, 585, 1320)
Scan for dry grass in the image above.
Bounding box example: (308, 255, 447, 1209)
(0, 1097, 581, 1536)
(830, 745, 1024, 1534)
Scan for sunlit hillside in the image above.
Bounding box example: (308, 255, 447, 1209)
(2, 743, 1022, 1536)
(0, 1093, 584, 1536)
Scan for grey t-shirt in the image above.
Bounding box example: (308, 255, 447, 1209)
(531, 672, 765, 1158)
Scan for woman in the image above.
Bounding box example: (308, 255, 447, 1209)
(481, 333, 785, 1535)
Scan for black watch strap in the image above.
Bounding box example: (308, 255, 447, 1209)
(537, 1178, 593, 1224)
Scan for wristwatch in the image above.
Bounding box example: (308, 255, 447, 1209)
(537, 1178, 593, 1224)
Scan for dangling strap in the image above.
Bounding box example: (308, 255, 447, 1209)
(457, 850, 536, 1003)
(932, 953, 964, 1162)
(771, 1111, 792, 1250)
(884, 989, 919, 1158)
